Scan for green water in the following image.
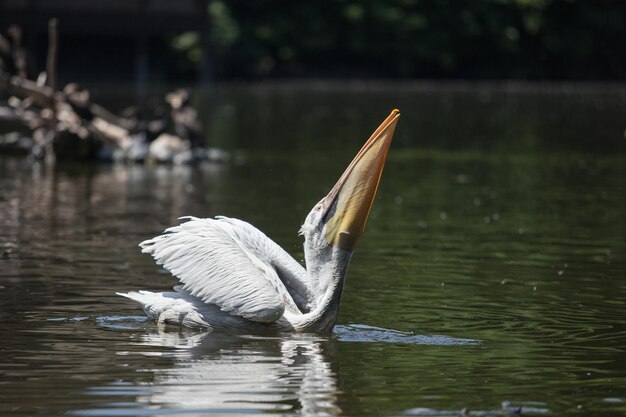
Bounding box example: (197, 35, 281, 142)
(0, 84, 625, 416)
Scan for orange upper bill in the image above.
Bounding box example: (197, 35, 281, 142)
(324, 109, 400, 251)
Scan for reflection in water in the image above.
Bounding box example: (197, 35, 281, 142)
(103, 330, 340, 416)
(79, 319, 480, 416)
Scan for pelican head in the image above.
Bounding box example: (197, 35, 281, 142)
(301, 109, 400, 254)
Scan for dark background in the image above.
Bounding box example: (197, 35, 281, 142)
(1, 0, 625, 85)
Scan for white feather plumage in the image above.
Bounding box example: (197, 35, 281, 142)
(137, 216, 303, 323)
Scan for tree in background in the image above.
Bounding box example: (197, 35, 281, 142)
(172, 0, 625, 80)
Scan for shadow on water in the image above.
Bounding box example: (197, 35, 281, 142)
(1, 84, 625, 417)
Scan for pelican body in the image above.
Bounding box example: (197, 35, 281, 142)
(118, 110, 400, 332)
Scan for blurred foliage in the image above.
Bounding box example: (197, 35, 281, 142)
(172, 0, 625, 80)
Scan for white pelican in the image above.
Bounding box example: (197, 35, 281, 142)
(118, 109, 400, 332)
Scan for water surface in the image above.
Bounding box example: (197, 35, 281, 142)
(1, 84, 625, 416)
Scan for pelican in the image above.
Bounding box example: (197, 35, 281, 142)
(118, 109, 400, 332)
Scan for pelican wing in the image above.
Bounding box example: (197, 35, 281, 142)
(140, 217, 291, 323)
(214, 216, 314, 310)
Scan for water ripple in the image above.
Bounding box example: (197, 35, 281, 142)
(334, 324, 480, 345)
(402, 400, 549, 416)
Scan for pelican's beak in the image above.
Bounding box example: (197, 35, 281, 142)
(322, 109, 400, 251)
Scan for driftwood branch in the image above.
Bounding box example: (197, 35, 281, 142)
(91, 117, 132, 149)
(46, 18, 59, 93)
(1, 74, 55, 107)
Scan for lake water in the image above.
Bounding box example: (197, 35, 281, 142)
(1, 83, 625, 417)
